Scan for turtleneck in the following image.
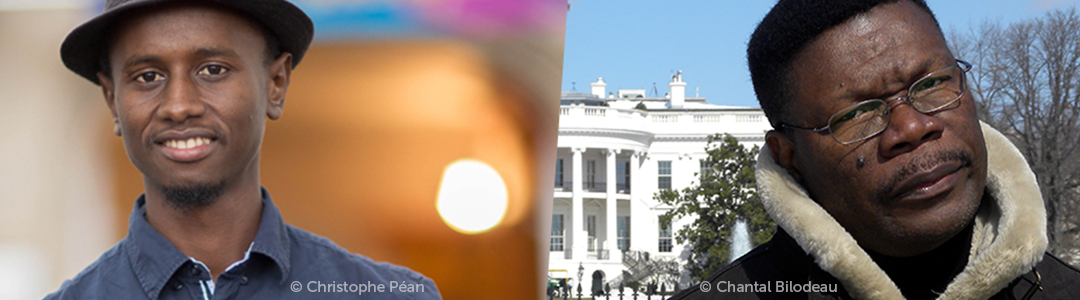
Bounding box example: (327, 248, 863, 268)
(866, 221, 974, 300)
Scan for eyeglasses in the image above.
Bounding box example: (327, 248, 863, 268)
(780, 59, 972, 145)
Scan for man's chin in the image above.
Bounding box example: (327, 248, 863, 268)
(875, 198, 979, 256)
(161, 181, 227, 212)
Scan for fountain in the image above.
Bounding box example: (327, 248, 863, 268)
(730, 219, 751, 263)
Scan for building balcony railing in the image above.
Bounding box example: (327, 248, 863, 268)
(588, 249, 610, 260)
(554, 183, 571, 192)
(558, 106, 648, 132)
(553, 182, 630, 194)
(550, 246, 613, 260)
(583, 181, 604, 192)
(558, 105, 772, 136)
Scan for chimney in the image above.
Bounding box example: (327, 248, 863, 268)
(669, 71, 686, 109)
(590, 77, 607, 98)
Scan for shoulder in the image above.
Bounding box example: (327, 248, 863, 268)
(44, 241, 138, 300)
(1033, 252, 1080, 298)
(670, 232, 814, 300)
(285, 225, 441, 300)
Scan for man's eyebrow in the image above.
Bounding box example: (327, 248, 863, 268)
(122, 55, 161, 71)
(119, 48, 241, 72)
(916, 57, 939, 77)
(840, 57, 944, 99)
(194, 47, 240, 59)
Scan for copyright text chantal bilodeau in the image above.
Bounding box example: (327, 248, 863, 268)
(290, 280, 425, 296)
(697, 280, 837, 293)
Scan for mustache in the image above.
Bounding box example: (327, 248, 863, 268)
(874, 150, 974, 201)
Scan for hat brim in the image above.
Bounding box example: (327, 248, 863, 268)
(60, 0, 314, 85)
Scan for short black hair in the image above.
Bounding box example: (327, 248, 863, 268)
(747, 0, 939, 129)
(97, 3, 282, 80)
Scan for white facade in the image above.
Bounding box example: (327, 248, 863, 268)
(548, 75, 771, 294)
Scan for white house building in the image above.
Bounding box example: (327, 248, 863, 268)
(548, 74, 772, 294)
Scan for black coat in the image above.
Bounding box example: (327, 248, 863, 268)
(671, 229, 1080, 300)
(670, 124, 1080, 300)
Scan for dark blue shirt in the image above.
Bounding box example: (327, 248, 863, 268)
(45, 188, 441, 299)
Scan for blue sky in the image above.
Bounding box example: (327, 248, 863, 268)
(561, 0, 1080, 107)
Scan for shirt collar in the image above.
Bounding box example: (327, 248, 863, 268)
(250, 187, 293, 282)
(124, 187, 293, 299)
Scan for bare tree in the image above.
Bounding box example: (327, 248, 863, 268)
(949, 8, 1080, 265)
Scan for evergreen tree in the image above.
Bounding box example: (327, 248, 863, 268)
(656, 133, 776, 281)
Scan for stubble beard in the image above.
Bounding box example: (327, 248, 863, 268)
(162, 180, 227, 213)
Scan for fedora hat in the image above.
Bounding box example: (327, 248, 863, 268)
(60, 0, 314, 85)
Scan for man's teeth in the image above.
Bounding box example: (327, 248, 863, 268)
(164, 137, 212, 149)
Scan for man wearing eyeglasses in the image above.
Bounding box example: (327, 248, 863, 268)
(673, 0, 1080, 299)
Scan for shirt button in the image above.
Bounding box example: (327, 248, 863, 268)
(173, 283, 183, 291)
(239, 276, 249, 285)
(192, 267, 201, 275)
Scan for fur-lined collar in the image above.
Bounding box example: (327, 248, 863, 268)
(755, 122, 1047, 299)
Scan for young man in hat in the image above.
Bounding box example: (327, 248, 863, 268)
(47, 0, 440, 299)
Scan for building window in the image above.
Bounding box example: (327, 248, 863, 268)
(555, 159, 564, 188)
(659, 217, 672, 252)
(699, 159, 710, 179)
(616, 161, 631, 191)
(586, 160, 597, 189)
(618, 216, 631, 252)
(551, 214, 564, 251)
(658, 161, 672, 190)
(587, 215, 597, 251)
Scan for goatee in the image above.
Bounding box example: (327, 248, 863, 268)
(162, 181, 226, 213)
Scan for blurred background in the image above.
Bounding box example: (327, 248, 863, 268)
(0, 0, 566, 299)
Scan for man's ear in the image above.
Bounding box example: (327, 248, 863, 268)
(266, 52, 293, 121)
(97, 72, 121, 137)
(765, 130, 802, 183)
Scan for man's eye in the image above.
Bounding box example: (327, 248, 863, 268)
(915, 76, 950, 91)
(836, 111, 856, 123)
(135, 72, 164, 83)
(834, 102, 882, 123)
(197, 65, 228, 76)
(836, 107, 866, 122)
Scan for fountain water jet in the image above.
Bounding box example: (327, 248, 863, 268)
(730, 219, 751, 263)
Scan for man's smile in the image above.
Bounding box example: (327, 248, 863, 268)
(153, 129, 219, 162)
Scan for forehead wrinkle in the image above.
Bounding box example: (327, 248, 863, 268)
(821, 8, 945, 100)
(194, 47, 241, 60)
(836, 50, 943, 101)
(860, 7, 951, 97)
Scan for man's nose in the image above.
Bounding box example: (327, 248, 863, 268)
(877, 99, 944, 158)
(155, 75, 206, 123)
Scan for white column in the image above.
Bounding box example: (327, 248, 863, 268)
(629, 151, 643, 254)
(604, 149, 619, 260)
(571, 147, 586, 260)
(630, 151, 644, 202)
